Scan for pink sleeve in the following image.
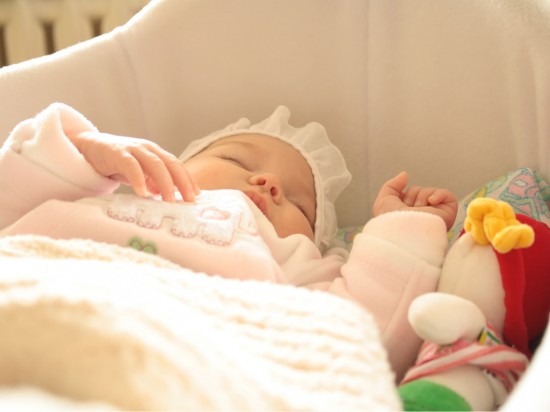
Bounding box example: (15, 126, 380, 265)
(0, 103, 119, 228)
(336, 211, 448, 381)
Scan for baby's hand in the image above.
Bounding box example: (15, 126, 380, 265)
(373, 171, 458, 230)
(69, 131, 200, 202)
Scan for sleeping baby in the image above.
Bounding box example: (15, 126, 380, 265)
(0, 103, 457, 381)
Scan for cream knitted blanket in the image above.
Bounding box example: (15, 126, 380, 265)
(0, 235, 400, 411)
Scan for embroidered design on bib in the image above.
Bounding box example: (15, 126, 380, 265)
(105, 190, 259, 247)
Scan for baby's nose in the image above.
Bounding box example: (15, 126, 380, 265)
(252, 173, 283, 202)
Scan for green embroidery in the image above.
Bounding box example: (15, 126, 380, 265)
(127, 236, 158, 255)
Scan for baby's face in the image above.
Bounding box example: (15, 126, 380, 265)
(183, 133, 316, 241)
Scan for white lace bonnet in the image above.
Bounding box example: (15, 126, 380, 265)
(179, 106, 352, 250)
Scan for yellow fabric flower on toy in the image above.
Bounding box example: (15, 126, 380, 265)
(464, 198, 534, 253)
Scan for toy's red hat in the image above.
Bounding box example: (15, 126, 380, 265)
(495, 214, 550, 358)
(464, 198, 550, 358)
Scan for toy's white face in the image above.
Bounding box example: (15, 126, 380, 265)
(438, 234, 506, 332)
(183, 133, 316, 241)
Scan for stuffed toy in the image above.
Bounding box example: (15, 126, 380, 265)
(398, 198, 550, 411)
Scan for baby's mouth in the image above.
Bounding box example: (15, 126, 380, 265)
(244, 191, 268, 217)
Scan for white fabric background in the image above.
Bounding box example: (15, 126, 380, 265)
(0, 0, 548, 229)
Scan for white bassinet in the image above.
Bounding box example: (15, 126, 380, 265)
(0, 0, 548, 410)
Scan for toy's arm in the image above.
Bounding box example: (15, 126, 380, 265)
(408, 292, 487, 344)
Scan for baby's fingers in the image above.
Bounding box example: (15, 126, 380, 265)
(427, 189, 457, 206)
(112, 152, 148, 197)
(159, 155, 200, 202)
(372, 171, 410, 216)
(131, 149, 178, 202)
(170, 162, 201, 202)
(141, 146, 200, 202)
(378, 171, 409, 198)
(427, 191, 445, 205)
(402, 186, 423, 206)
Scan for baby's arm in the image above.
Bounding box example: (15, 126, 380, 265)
(0, 103, 199, 229)
(69, 131, 200, 202)
(335, 210, 448, 381)
(0, 103, 119, 228)
(372, 171, 458, 230)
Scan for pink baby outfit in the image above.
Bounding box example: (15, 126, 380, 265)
(0, 103, 448, 381)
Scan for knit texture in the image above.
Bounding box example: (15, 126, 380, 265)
(0, 234, 400, 411)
